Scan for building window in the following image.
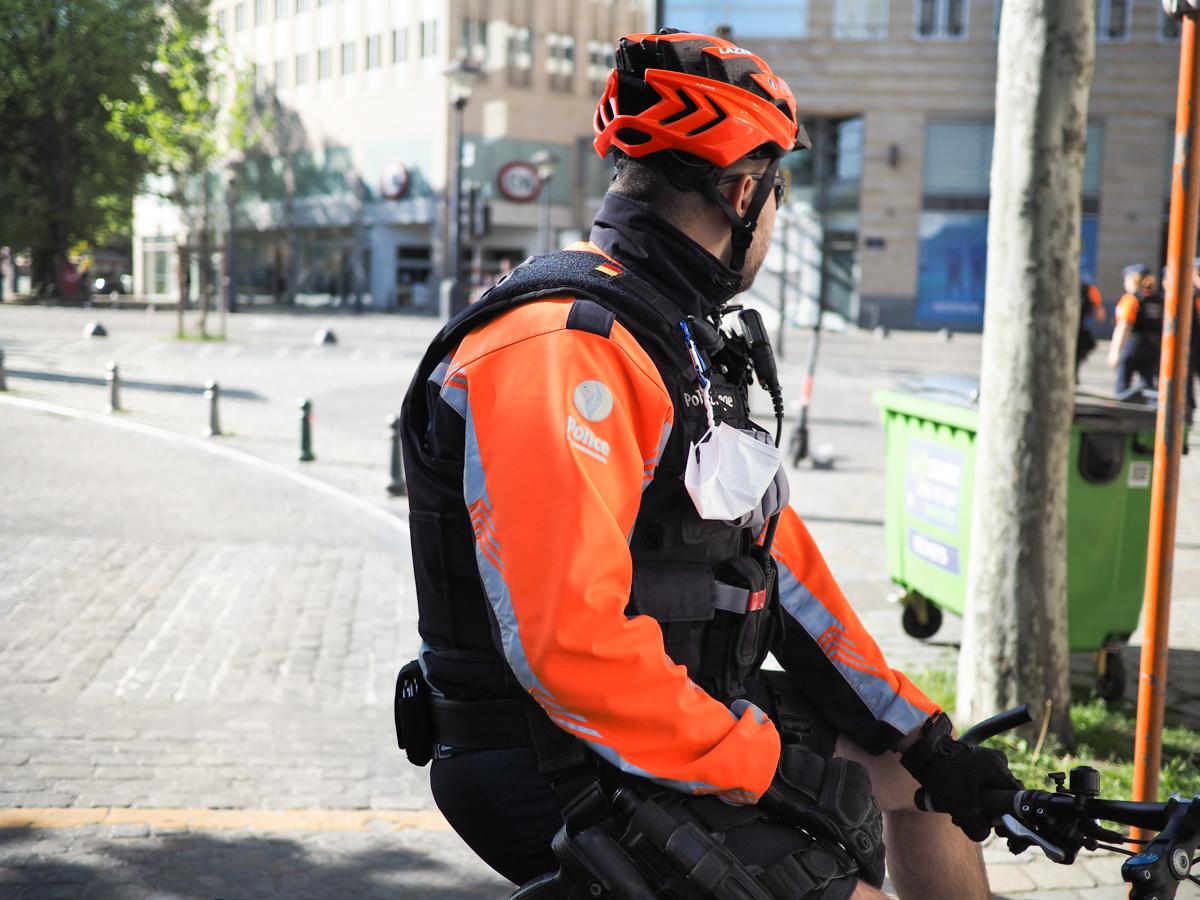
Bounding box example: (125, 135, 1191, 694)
(507, 24, 533, 87)
(915, 119, 1104, 326)
(274, 58, 287, 87)
(274, 0, 286, 19)
(461, 17, 488, 63)
(546, 32, 576, 91)
(295, 53, 309, 85)
(1161, 7, 1182, 40)
(421, 19, 438, 58)
(393, 26, 408, 63)
(661, 0, 808, 39)
(341, 41, 356, 75)
(916, 0, 967, 39)
(295, 0, 308, 10)
(254, 62, 267, 92)
(1096, 0, 1130, 41)
(143, 246, 172, 295)
(254, 0, 265, 26)
(235, 2, 245, 31)
(365, 34, 382, 69)
(215, 9, 226, 33)
(318, 47, 332, 80)
(587, 39, 614, 93)
(396, 245, 434, 309)
(833, 0, 888, 38)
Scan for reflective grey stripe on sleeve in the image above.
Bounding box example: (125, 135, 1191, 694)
(775, 557, 929, 736)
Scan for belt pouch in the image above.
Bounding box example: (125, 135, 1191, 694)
(394, 658, 435, 767)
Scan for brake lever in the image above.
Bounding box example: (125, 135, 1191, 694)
(1001, 813, 1068, 863)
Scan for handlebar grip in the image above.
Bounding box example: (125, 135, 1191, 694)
(913, 788, 1021, 818)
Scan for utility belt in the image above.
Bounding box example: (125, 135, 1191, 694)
(393, 659, 532, 766)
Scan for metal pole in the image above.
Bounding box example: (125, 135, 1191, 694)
(387, 414, 407, 496)
(448, 97, 468, 318)
(0, 348, 7, 391)
(106, 361, 120, 413)
(299, 398, 315, 462)
(1131, 10, 1200, 823)
(204, 379, 222, 437)
(539, 177, 553, 254)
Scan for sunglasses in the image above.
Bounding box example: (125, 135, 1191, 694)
(718, 171, 788, 206)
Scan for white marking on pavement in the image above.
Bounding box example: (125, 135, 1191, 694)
(0, 807, 452, 834)
(0, 396, 408, 535)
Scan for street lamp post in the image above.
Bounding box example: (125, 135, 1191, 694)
(531, 149, 559, 254)
(444, 55, 483, 318)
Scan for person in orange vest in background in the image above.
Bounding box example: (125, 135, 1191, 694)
(1075, 278, 1105, 379)
(1108, 264, 1164, 397)
(395, 28, 1021, 900)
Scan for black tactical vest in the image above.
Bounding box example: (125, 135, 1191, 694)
(1132, 292, 1165, 339)
(400, 249, 780, 707)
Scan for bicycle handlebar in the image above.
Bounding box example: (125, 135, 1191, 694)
(912, 708, 1200, 900)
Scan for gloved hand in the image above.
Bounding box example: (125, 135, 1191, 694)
(900, 712, 1023, 841)
(760, 744, 885, 888)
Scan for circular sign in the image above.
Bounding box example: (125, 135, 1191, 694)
(497, 161, 542, 203)
(380, 162, 410, 200)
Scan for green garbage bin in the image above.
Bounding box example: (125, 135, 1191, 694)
(872, 374, 1158, 701)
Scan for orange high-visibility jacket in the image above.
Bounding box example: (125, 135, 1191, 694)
(431, 273, 938, 804)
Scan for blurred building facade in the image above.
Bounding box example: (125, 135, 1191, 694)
(132, 0, 651, 310)
(668, 0, 1181, 330)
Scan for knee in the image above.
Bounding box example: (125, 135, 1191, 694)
(833, 736, 919, 813)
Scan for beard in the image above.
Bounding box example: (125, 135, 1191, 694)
(738, 224, 772, 292)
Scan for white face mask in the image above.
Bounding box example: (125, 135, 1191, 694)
(684, 421, 783, 522)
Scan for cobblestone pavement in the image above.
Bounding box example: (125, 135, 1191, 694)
(2, 304, 1199, 899)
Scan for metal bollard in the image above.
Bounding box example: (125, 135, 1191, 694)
(299, 398, 315, 462)
(204, 380, 222, 437)
(0, 348, 7, 391)
(106, 361, 121, 413)
(387, 415, 407, 496)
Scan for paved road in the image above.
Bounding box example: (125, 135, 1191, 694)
(2, 304, 1199, 899)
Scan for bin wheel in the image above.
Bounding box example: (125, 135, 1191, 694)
(901, 601, 943, 640)
(1095, 648, 1126, 704)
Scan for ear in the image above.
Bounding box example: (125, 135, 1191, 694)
(720, 173, 757, 218)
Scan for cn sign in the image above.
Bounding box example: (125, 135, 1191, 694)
(497, 161, 541, 203)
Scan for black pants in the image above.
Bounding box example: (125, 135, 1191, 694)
(430, 746, 562, 886)
(1117, 337, 1160, 396)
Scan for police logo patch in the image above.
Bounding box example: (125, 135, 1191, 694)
(573, 380, 614, 423)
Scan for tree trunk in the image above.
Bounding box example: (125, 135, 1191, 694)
(198, 175, 211, 338)
(956, 0, 1095, 743)
(176, 242, 189, 339)
(285, 160, 298, 306)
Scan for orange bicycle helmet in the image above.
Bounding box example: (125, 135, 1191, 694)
(592, 30, 810, 270)
(594, 30, 809, 167)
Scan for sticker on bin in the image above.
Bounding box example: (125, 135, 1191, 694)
(905, 440, 964, 532)
(908, 529, 961, 575)
(1128, 461, 1151, 488)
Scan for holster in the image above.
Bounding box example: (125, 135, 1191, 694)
(394, 659, 435, 767)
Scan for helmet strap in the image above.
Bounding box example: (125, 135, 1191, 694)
(697, 159, 780, 272)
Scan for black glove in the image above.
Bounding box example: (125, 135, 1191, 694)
(900, 712, 1023, 842)
(760, 744, 885, 888)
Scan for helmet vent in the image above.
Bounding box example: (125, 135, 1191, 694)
(616, 127, 652, 145)
(685, 95, 728, 137)
(659, 89, 699, 126)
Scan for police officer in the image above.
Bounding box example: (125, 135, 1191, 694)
(397, 30, 1020, 900)
(1108, 263, 1164, 396)
(1075, 278, 1105, 379)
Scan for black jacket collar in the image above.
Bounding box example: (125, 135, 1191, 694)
(588, 192, 742, 317)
